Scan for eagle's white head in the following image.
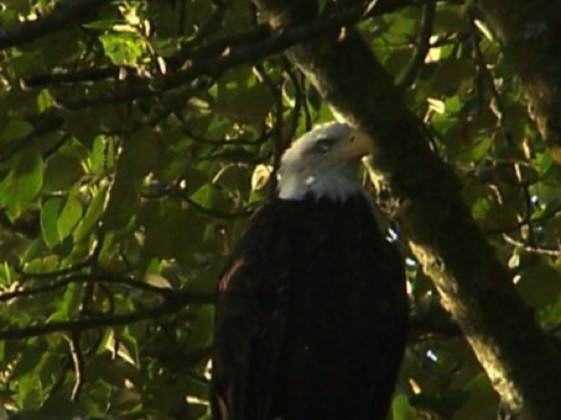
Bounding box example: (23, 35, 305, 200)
(277, 122, 372, 202)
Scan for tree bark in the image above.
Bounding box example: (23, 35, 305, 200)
(251, 0, 561, 418)
(476, 0, 561, 158)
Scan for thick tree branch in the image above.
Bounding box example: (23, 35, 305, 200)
(474, 1, 561, 157)
(251, 0, 561, 418)
(0, 0, 111, 50)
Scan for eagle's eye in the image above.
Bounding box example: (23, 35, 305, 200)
(312, 137, 336, 153)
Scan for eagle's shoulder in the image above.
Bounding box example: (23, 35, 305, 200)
(217, 199, 291, 293)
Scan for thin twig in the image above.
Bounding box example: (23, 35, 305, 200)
(502, 234, 561, 257)
(65, 332, 85, 401)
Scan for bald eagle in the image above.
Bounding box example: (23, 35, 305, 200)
(211, 122, 408, 420)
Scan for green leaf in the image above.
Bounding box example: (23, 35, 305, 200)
(91, 135, 116, 175)
(457, 138, 493, 164)
(517, 263, 561, 308)
(141, 202, 206, 263)
(185, 305, 214, 351)
(40, 197, 63, 248)
(0, 118, 33, 143)
(0, 152, 44, 214)
(452, 374, 498, 420)
(83, 18, 121, 30)
(37, 89, 55, 112)
(103, 128, 160, 230)
(392, 394, 416, 420)
(99, 32, 147, 66)
(53, 283, 83, 320)
(43, 153, 84, 191)
(190, 183, 218, 208)
(215, 70, 275, 124)
(74, 185, 109, 243)
(58, 194, 83, 240)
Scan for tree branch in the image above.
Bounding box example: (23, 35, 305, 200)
(0, 300, 177, 340)
(22, 0, 418, 110)
(141, 182, 255, 220)
(0, 271, 215, 302)
(0, 0, 112, 50)
(0, 289, 213, 341)
(251, 0, 561, 418)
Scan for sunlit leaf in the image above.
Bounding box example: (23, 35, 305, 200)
(99, 32, 147, 66)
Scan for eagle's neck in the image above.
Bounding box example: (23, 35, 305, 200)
(277, 167, 363, 202)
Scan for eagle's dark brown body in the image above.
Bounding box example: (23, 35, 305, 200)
(211, 194, 408, 420)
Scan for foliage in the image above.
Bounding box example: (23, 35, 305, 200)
(0, 0, 560, 419)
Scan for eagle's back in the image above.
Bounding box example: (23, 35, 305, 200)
(211, 195, 408, 420)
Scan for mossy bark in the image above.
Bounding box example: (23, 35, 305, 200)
(252, 0, 561, 418)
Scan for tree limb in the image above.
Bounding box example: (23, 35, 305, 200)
(251, 0, 561, 418)
(0, 301, 177, 340)
(0, 290, 213, 341)
(0, 0, 112, 50)
(23, 0, 417, 110)
(1, 273, 164, 302)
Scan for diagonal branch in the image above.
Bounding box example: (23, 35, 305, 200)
(0, 0, 112, 50)
(251, 0, 561, 419)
